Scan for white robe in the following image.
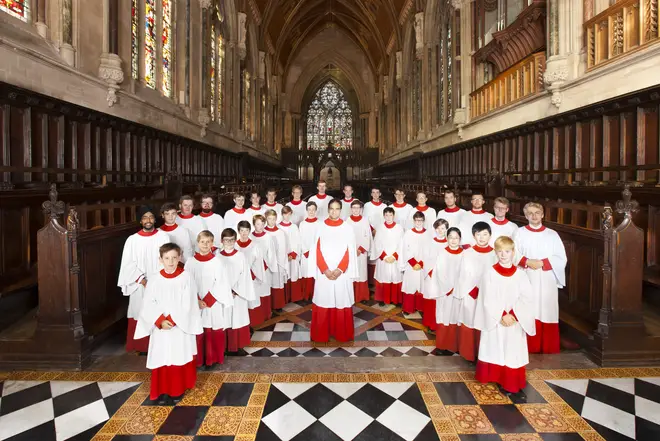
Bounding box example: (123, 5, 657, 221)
(250, 232, 278, 297)
(199, 212, 225, 248)
(236, 238, 264, 309)
(135, 269, 203, 369)
(390, 202, 414, 227)
(299, 218, 322, 278)
(279, 222, 302, 282)
(406, 206, 437, 230)
(434, 248, 465, 325)
(184, 254, 233, 330)
(309, 194, 331, 219)
(247, 205, 265, 219)
(160, 224, 193, 263)
(286, 200, 307, 225)
(458, 210, 493, 245)
(266, 226, 290, 289)
(488, 218, 518, 246)
(346, 215, 372, 283)
(436, 207, 466, 229)
(262, 202, 283, 221)
(363, 201, 386, 230)
(339, 198, 356, 220)
(513, 225, 567, 323)
(474, 265, 536, 369)
(224, 207, 253, 232)
(422, 237, 448, 299)
(371, 223, 404, 283)
(455, 246, 498, 328)
(216, 250, 257, 329)
(176, 214, 205, 248)
(307, 219, 358, 309)
(400, 228, 432, 295)
(117, 230, 170, 319)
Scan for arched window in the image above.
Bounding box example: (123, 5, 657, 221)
(131, 0, 175, 98)
(209, 1, 225, 124)
(305, 82, 353, 151)
(1, 0, 30, 22)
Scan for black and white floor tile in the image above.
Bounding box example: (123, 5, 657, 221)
(244, 345, 439, 357)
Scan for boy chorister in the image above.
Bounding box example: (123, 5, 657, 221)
(265, 209, 289, 310)
(421, 219, 449, 331)
(434, 227, 465, 354)
(436, 189, 465, 229)
(199, 194, 225, 248)
(216, 228, 257, 354)
(455, 222, 497, 362)
(406, 192, 436, 230)
(249, 217, 278, 322)
(339, 184, 355, 220)
(514, 202, 567, 354)
(458, 192, 492, 245)
(185, 231, 232, 368)
(160, 203, 194, 264)
(279, 206, 303, 302)
(286, 185, 307, 225)
(236, 221, 265, 328)
(225, 193, 252, 231)
(363, 188, 385, 283)
(118, 206, 170, 353)
(474, 236, 536, 397)
(372, 207, 404, 306)
(489, 197, 518, 246)
(262, 188, 283, 221)
(309, 180, 330, 219)
(248, 192, 265, 217)
(135, 243, 202, 403)
(299, 202, 321, 300)
(390, 188, 414, 226)
(401, 211, 431, 313)
(176, 195, 205, 245)
(346, 200, 372, 303)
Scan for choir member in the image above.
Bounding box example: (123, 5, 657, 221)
(346, 200, 372, 303)
(372, 207, 404, 306)
(390, 188, 414, 226)
(265, 209, 290, 310)
(434, 227, 465, 355)
(279, 206, 303, 303)
(286, 185, 307, 225)
(455, 222, 497, 362)
(199, 194, 225, 248)
(307, 198, 358, 342)
(474, 236, 536, 397)
(235, 221, 265, 327)
(436, 189, 465, 228)
(118, 206, 170, 353)
(406, 192, 436, 230)
(363, 187, 385, 284)
(488, 197, 517, 246)
(185, 231, 232, 368)
(340, 184, 355, 220)
(421, 219, 449, 331)
(135, 243, 202, 403)
(262, 188, 283, 221)
(299, 202, 322, 300)
(248, 191, 265, 217)
(250, 215, 277, 321)
(514, 202, 567, 354)
(401, 211, 431, 314)
(309, 180, 330, 219)
(458, 192, 492, 245)
(216, 228, 257, 354)
(176, 195, 205, 245)
(160, 203, 194, 264)
(224, 193, 252, 231)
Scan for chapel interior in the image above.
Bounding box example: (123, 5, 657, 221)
(1, 0, 660, 440)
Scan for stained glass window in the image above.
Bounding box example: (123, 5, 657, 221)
(217, 34, 225, 125)
(161, 0, 173, 97)
(244, 70, 251, 138)
(446, 19, 453, 121)
(131, 0, 139, 79)
(144, 0, 156, 89)
(210, 23, 216, 120)
(0, 0, 30, 22)
(305, 82, 353, 151)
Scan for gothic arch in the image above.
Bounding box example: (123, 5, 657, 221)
(301, 79, 356, 151)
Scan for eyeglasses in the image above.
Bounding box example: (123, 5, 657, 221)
(222, 238, 236, 243)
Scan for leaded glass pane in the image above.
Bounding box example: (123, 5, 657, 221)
(144, 0, 156, 89)
(0, 0, 30, 22)
(305, 82, 353, 150)
(131, 0, 139, 79)
(162, 0, 173, 97)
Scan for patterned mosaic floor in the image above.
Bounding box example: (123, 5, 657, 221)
(2, 368, 660, 440)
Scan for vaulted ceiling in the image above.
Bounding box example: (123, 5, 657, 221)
(251, 0, 414, 74)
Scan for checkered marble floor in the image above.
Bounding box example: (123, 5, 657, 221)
(3, 368, 660, 440)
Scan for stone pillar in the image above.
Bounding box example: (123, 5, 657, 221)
(35, 0, 48, 38)
(238, 12, 247, 60)
(60, 0, 75, 66)
(98, 0, 124, 106)
(452, 0, 471, 138)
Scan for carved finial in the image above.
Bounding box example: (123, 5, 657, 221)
(42, 183, 65, 220)
(602, 204, 613, 231)
(66, 207, 79, 235)
(615, 184, 639, 216)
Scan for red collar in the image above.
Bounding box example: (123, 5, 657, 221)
(232, 207, 246, 214)
(434, 237, 447, 243)
(325, 218, 343, 227)
(138, 229, 158, 237)
(178, 213, 194, 219)
(252, 231, 266, 237)
(444, 206, 460, 213)
(343, 197, 354, 202)
(350, 215, 363, 222)
(415, 205, 428, 211)
(305, 218, 318, 223)
(392, 202, 407, 208)
(237, 238, 252, 248)
(265, 226, 278, 232)
(525, 225, 546, 233)
(491, 217, 509, 225)
(160, 224, 178, 232)
(473, 245, 494, 253)
(316, 193, 327, 199)
(199, 211, 214, 218)
(279, 222, 292, 227)
(265, 202, 278, 207)
(290, 199, 303, 205)
(471, 209, 485, 214)
(384, 222, 396, 229)
(220, 249, 238, 256)
(494, 263, 516, 277)
(371, 200, 383, 206)
(249, 206, 262, 210)
(446, 247, 463, 255)
(194, 252, 215, 262)
(160, 267, 184, 278)
(412, 228, 426, 234)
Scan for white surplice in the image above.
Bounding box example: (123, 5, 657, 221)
(286, 200, 307, 225)
(199, 212, 225, 248)
(422, 237, 448, 299)
(262, 202, 283, 221)
(339, 198, 356, 220)
(224, 207, 253, 232)
(309, 194, 331, 219)
(434, 248, 465, 325)
(249, 232, 278, 298)
(299, 218, 321, 278)
(363, 201, 386, 230)
(236, 238, 264, 309)
(346, 215, 372, 283)
(279, 222, 302, 283)
(184, 254, 233, 330)
(176, 214, 205, 248)
(265, 226, 289, 289)
(216, 249, 257, 329)
(455, 246, 498, 328)
(390, 202, 414, 227)
(436, 207, 466, 229)
(400, 228, 432, 295)
(160, 224, 194, 263)
(458, 210, 493, 245)
(371, 222, 404, 284)
(405, 205, 437, 230)
(488, 217, 518, 246)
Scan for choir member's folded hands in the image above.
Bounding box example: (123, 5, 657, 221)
(500, 313, 517, 327)
(140, 278, 148, 287)
(198, 300, 207, 309)
(526, 259, 544, 270)
(161, 319, 174, 330)
(385, 256, 396, 264)
(413, 263, 422, 271)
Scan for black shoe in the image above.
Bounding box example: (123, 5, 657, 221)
(160, 395, 175, 405)
(432, 349, 454, 356)
(498, 385, 513, 397)
(138, 352, 148, 356)
(171, 394, 184, 404)
(513, 389, 527, 401)
(275, 308, 284, 314)
(379, 302, 386, 307)
(156, 394, 167, 405)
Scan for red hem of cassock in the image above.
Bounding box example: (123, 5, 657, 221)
(196, 328, 226, 367)
(271, 288, 286, 309)
(367, 264, 376, 285)
(375, 282, 403, 305)
(527, 320, 560, 354)
(249, 306, 264, 328)
(353, 281, 370, 303)
(126, 318, 149, 353)
(422, 299, 437, 330)
(300, 278, 315, 301)
(227, 325, 251, 351)
(402, 291, 416, 314)
(150, 359, 197, 400)
(458, 326, 480, 362)
(415, 292, 424, 312)
(436, 323, 458, 352)
(310, 305, 354, 343)
(259, 295, 272, 321)
(475, 360, 526, 393)
(288, 280, 303, 303)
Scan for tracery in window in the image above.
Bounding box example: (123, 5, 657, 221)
(162, 0, 173, 97)
(207, 2, 225, 124)
(0, 0, 30, 22)
(304, 81, 353, 151)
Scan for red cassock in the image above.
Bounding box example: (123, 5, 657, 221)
(400, 227, 431, 313)
(434, 247, 465, 352)
(421, 237, 448, 330)
(299, 217, 321, 300)
(371, 222, 404, 305)
(346, 215, 372, 303)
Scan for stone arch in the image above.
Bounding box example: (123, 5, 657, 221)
(220, 0, 237, 43)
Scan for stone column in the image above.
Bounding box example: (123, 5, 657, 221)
(198, 0, 212, 136)
(35, 0, 48, 38)
(98, 0, 124, 106)
(60, 0, 75, 66)
(452, 0, 471, 138)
